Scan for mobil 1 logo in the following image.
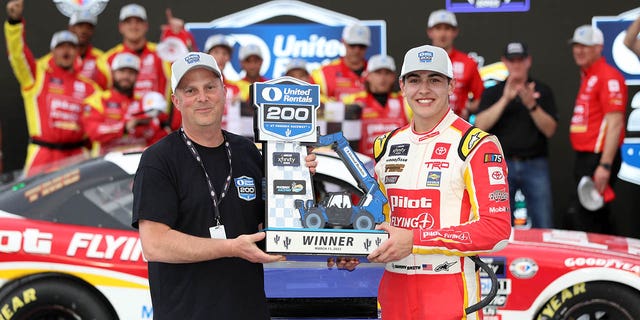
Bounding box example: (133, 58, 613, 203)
(254, 77, 320, 143)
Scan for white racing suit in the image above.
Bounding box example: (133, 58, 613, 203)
(373, 110, 512, 320)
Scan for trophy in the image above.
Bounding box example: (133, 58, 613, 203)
(253, 77, 388, 255)
(52, 0, 109, 17)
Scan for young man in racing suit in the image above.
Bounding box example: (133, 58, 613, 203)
(5, 0, 99, 177)
(367, 45, 512, 320)
(82, 53, 167, 156)
(97, 4, 174, 128)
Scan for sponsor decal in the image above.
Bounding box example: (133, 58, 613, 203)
(389, 143, 410, 156)
(431, 143, 451, 160)
(434, 260, 457, 272)
(234, 176, 256, 201)
(389, 195, 433, 211)
(565, 257, 640, 273)
(488, 189, 509, 202)
(484, 153, 503, 163)
(390, 212, 434, 229)
(0, 228, 144, 261)
(488, 206, 509, 213)
(384, 163, 405, 172)
(536, 283, 586, 319)
(273, 180, 306, 194)
(426, 171, 441, 187)
(488, 166, 506, 185)
(418, 50, 434, 63)
(386, 157, 408, 162)
(272, 152, 300, 166)
(24, 169, 80, 202)
(384, 175, 399, 184)
(420, 229, 472, 244)
(479, 256, 507, 278)
(509, 257, 538, 279)
(424, 161, 450, 170)
(481, 278, 512, 295)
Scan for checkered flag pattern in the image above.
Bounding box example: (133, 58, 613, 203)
(265, 141, 314, 228)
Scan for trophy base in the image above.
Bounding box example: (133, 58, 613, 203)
(264, 227, 389, 256)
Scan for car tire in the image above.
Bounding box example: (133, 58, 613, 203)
(0, 273, 115, 320)
(303, 210, 326, 229)
(353, 210, 375, 230)
(535, 281, 640, 320)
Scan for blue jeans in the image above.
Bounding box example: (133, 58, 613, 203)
(506, 156, 553, 228)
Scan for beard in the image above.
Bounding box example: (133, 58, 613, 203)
(113, 81, 135, 97)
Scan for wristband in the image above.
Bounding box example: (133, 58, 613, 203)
(599, 163, 612, 171)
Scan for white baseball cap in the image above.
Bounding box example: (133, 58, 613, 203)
(238, 43, 263, 61)
(367, 54, 396, 72)
(400, 44, 453, 79)
(342, 23, 371, 46)
(428, 9, 458, 28)
(284, 58, 309, 74)
(569, 25, 604, 46)
(204, 34, 232, 53)
(171, 52, 223, 93)
(141, 91, 167, 116)
(111, 52, 140, 71)
(50, 30, 78, 50)
(119, 4, 147, 21)
(69, 10, 98, 26)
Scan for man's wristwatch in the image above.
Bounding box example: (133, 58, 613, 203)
(599, 163, 612, 171)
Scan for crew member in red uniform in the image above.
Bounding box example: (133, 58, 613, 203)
(311, 22, 370, 102)
(235, 43, 269, 138)
(204, 34, 242, 135)
(68, 10, 107, 89)
(367, 45, 511, 320)
(97, 4, 173, 128)
(565, 25, 627, 234)
(5, 0, 99, 177)
(427, 9, 484, 119)
(83, 53, 167, 156)
(342, 54, 409, 158)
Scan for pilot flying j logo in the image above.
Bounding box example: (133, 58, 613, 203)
(254, 78, 320, 142)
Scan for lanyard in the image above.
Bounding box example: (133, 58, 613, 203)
(179, 128, 232, 226)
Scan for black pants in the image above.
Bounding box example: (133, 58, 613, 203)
(563, 151, 621, 234)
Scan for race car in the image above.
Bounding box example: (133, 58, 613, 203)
(1, 151, 640, 320)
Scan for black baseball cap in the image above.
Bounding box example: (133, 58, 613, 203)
(503, 42, 529, 60)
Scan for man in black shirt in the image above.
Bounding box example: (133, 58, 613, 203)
(475, 42, 558, 228)
(132, 52, 316, 319)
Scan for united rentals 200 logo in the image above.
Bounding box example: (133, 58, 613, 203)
(254, 78, 320, 142)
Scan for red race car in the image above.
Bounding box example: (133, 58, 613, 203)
(1, 151, 639, 319)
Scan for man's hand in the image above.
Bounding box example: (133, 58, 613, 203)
(231, 232, 286, 263)
(518, 81, 540, 109)
(367, 222, 413, 263)
(502, 76, 520, 102)
(305, 147, 317, 175)
(165, 8, 184, 34)
(6, 0, 24, 21)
